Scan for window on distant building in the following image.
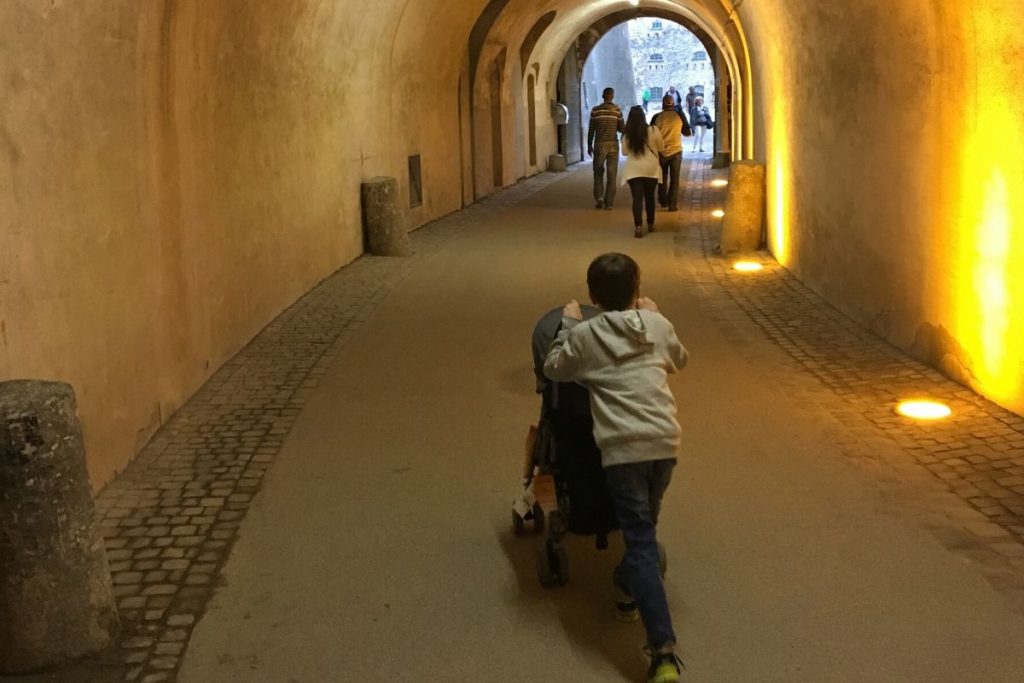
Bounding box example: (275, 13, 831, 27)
(693, 50, 707, 61)
(649, 53, 664, 63)
(651, 20, 663, 30)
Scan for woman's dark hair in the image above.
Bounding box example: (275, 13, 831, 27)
(623, 106, 650, 156)
(587, 253, 640, 311)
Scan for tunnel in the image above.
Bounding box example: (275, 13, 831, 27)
(3, 0, 1023, 489)
(2, 1, 1024, 680)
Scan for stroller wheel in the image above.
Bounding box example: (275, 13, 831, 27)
(658, 542, 668, 577)
(536, 545, 556, 587)
(513, 511, 526, 536)
(532, 503, 545, 534)
(536, 539, 570, 587)
(553, 546, 570, 585)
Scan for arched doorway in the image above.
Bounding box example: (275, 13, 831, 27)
(490, 60, 504, 188)
(527, 73, 537, 166)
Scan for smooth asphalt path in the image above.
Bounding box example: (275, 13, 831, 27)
(179, 163, 1024, 682)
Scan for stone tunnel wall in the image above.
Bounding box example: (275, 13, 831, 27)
(0, 1, 483, 487)
(741, 0, 1024, 416)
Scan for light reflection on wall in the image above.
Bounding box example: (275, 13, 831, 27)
(767, 95, 790, 265)
(948, 3, 1024, 412)
(956, 95, 1023, 407)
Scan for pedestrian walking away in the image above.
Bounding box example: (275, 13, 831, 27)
(587, 87, 625, 211)
(651, 95, 687, 212)
(620, 106, 664, 238)
(544, 252, 689, 683)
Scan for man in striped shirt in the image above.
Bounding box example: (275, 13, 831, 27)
(587, 87, 625, 210)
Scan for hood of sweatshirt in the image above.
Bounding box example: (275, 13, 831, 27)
(591, 310, 653, 361)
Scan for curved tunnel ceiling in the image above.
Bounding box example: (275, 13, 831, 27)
(470, 0, 741, 92)
(572, 8, 719, 68)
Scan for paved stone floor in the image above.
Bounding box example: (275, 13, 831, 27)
(5, 151, 1024, 682)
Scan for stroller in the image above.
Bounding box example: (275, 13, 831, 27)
(512, 305, 618, 586)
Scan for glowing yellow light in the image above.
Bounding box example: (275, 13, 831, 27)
(896, 400, 952, 421)
(733, 261, 763, 272)
(951, 21, 1024, 412)
(768, 92, 790, 265)
(711, 209, 725, 218)
(711, 179, 729, 188)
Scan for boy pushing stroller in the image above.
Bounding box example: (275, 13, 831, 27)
(544, 253, 689, 683)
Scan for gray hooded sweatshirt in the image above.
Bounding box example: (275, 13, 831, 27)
(543, 309, 688, 468)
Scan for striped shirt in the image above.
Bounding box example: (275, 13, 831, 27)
(588, 102, 625, 147)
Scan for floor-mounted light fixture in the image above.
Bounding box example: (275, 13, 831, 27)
(896, 400, 952, 420)
(733, 261, 763, 272)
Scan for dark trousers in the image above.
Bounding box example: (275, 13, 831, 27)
(628, 177, 658, 228)
(658, 153, 681, 210)
(606, 459, 677, 650)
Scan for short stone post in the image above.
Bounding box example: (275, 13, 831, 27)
(719, 161, 766, 253)
(0, 381, 118, 674)
(360, 176, 412, 257)
(547, 154, 567, 172)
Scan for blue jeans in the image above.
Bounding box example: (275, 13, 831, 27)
(592, 142, 620, 207)
(606, 459, 676, 649)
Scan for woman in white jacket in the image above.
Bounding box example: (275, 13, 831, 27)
(621, 106, 665, 239)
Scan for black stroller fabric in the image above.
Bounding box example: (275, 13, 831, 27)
(532, 307, 617, 539)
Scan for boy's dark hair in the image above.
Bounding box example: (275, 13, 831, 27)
(587, 253, 640, 311)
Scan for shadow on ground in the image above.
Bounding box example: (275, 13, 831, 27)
(495, 520, 651, 680)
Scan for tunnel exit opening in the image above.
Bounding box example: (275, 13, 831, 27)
(579, 17, 718, 146)
(557, 8, 736, 170)
(469, 0, 753, 199)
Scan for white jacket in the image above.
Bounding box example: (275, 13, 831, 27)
(621, 126, 665, 183)
(543, 309, 688, 467)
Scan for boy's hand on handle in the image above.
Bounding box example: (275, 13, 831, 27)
(637, 297, 659, 312)
(563, 300, 583, 320)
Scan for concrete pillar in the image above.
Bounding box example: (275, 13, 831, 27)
(719, 162, 766, 253)
(0, 381, 118, 674)
(360, 177, 412, 257)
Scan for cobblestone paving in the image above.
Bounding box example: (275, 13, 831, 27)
(12, 174, 567, 683)
(676, 156, 1024, 608)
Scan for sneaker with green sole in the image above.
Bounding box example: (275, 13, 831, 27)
(646, 651, 684, 683)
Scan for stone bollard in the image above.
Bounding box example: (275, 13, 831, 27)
(547, 154, 567, 172)
(719, 161, 766, 253)
(360, 176, 412, 257)
(0, 381, 118, 674)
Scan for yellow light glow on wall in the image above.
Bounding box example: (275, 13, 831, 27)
(952, 10, 1024, 412)
(768, 94, 790, 265)
(711, 179, 729, 188)
(712, 209, 725, 218)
